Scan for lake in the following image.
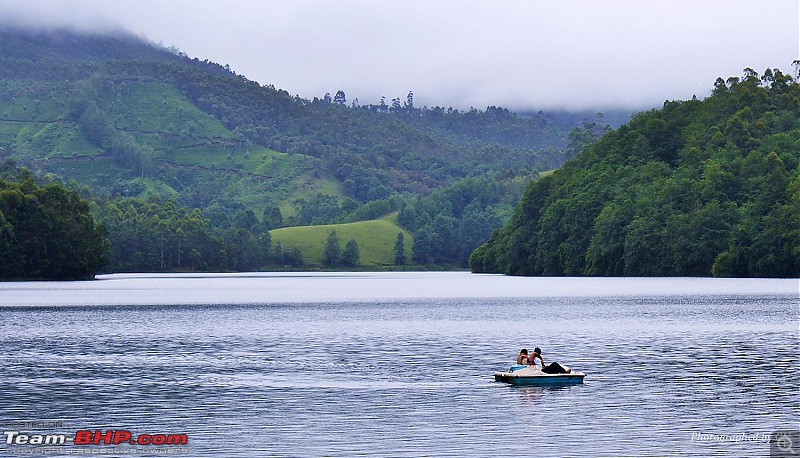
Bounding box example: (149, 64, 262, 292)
(0, 272, 797, 457)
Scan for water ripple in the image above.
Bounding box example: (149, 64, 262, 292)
(0, 284, 795, 457)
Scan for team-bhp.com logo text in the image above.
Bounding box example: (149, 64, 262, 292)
(4, 429, 188, 446)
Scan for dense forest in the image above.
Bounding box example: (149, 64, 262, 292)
(259, 117, 608, 267)
(0, 162, 108, 280)
(470, 68, 800, 277)
(0, 158, 311, 274)
(0, 26, 620, 273)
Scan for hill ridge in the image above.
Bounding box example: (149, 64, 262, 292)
(470, 68, 800, 277)
(0, 26, 616, 271)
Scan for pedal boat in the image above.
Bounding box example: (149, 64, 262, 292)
(494, 364, 586, 386)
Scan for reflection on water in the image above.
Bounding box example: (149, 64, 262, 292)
(0, 271, 796, 306)
(511, 385, 578, 404)
(0, 273, 796, 457)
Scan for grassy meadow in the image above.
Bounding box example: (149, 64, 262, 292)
(270, 213, 413, 267)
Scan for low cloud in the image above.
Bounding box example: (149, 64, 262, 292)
(0, 1, 123, 34)
(2, 0, 797, 111)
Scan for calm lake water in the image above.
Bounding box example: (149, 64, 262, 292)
(0, 272, 797, 457)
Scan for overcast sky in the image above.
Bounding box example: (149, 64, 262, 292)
(1, 0, 798, 111)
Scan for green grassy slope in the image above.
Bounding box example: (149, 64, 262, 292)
(0, 78, 333, 217)
(270, 213, 412, 266)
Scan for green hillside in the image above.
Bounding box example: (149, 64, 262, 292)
(0, 26, 616, 272)
(470, 69, 800, 277)
(0, 75, 326, 219)
(270, 213, 412, 267)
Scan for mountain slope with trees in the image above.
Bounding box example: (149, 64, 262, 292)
(0, 26, 604, 204)
(470, 68, 800, 277)
(0, 26, 619, 273)
(0, 162, 108, 279)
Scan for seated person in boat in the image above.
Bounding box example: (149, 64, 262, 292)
(516, 348, 529, 365)
(526, 347, 543, 368)
(529, 347, 571, 374)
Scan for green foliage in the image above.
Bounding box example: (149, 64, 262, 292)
(270, 213, 412, 267)
(0, 28, 602, 210)
(94, 195, 286, 272)
(97, 196, 222, 272)
(261, 205, 284, 231)
(0, 165, 109, 280)
(322, 230, 341, 267)
(394, 232, 406, 265)
(471, 69, 800, 278)
(342, 239, 360, 267)
(292, 193, 342, 226)
(398, 173, 518, 266)
(0, 27, 623, 272)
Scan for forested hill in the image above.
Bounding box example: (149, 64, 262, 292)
(470, 68, 800, 278)
(0, 26, 626, 273)
(0, 26, 608, 205)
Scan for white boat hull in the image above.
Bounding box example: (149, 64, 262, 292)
(494, 365, 586, 386)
